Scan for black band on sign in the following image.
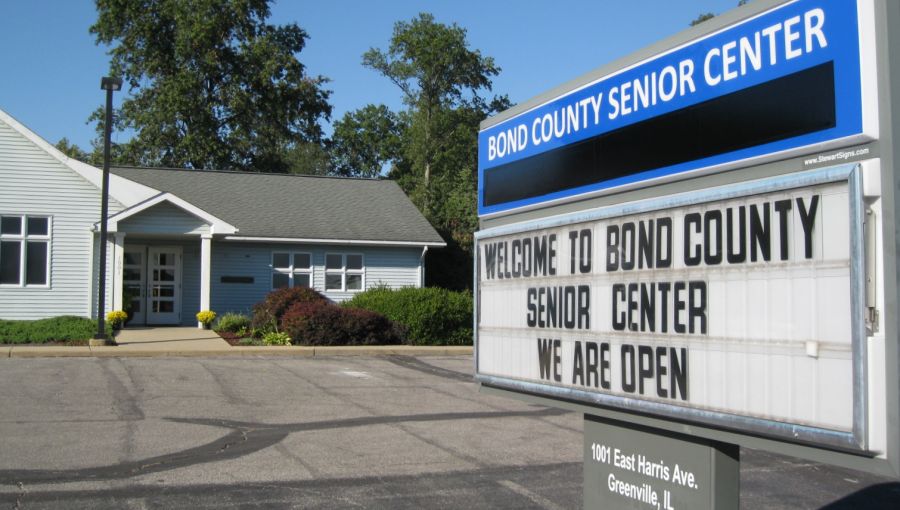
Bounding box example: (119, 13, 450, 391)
(483, 62, 836, 207)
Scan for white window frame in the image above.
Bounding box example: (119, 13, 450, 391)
(271, 251, 313, 290)
(324, 253, 365, 292)
(0, 214, 51, 288)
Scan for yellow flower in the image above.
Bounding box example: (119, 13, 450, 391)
(196, 310, 217, 325)
(106, 310, 128, 327)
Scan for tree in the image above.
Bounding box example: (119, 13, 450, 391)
(361, 13, 509, 207)
(691, 1, 749, 26)
(690, 13, 715, 26)
(284, 141, 332, 176)
(345, 13, 510, 289)
(331, 104, 401, 178)
(54, 138, 90, 164)
(90, 0, 332, 172)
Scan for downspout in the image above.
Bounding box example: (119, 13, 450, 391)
(419, 246, 429, 287)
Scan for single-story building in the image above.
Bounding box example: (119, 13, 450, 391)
(0, 108, 445, 326)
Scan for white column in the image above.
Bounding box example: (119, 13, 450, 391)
(199, 234, 212, 328)
(419, 246, 429, 287)
(112, 233, 126, 311)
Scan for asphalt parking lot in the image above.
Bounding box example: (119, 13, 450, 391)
(0, 355, 897, 509)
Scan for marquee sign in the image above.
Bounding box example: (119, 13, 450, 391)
(477, 0, 873, 216)
(475, 165, 867, 450)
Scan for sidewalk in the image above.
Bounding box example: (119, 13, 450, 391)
(3, 327, 474, 358)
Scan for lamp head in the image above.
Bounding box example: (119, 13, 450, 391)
(100, 77, 123, 91)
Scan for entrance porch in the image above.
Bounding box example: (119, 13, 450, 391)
(102, 193, 236, 328)
(114, 239, 209, 327)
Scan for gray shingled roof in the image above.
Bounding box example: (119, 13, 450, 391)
(111, 167, 445, 245)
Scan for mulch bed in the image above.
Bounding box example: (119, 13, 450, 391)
(216, 331, 256, 346)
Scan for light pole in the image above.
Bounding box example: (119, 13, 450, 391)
(91, 76, 123, 346)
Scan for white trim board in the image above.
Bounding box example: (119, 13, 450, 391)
(99, 192, 239, 235)
(224, 236, 446, 247)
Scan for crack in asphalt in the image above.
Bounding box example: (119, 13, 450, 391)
(384, 355, 473, 383)
(0, 408, 566, 486)
(12, 482, 24, 510)
(0, 462, 582, 508)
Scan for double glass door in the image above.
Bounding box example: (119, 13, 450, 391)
(122, 246, 182, 325)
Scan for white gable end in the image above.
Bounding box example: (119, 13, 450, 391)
(0, 109, 158, 207)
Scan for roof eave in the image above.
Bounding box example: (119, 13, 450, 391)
(222, 235, 446, 248)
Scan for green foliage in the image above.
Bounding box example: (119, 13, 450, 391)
(690, 12, 716, 26)
(285, 141, 333, 175)
(54, 138, 90, 163)
(214, 312, 251, 334)
(281, 301, 401, 346)
(251, 287, 327, 335)
(331, 105, 401, 177)
(90, 0, 332, 172)
(334, 13, 511, 289)
(343, 287, 472, 345)
(691, 2, 749, 27)
(424, 232, 471, 290)
(0, 316, 107, 344)
(262, 331, 292, 346)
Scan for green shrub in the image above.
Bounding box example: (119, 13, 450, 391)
(251, 287, 326, 335)
(262, 331, 292, 346)
(282, 301, 401, 346)
(343, 287, 473, 345)
(0, 316, 108, 344)
(215, 312, 251, 334)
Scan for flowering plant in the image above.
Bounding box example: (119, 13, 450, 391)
(196, 310, 217, 328)
(106, 310, 128, 329)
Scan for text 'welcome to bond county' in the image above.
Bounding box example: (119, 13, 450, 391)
(481, 195, 820, 402)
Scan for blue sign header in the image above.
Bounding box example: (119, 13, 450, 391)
(478, 0, 863, 215)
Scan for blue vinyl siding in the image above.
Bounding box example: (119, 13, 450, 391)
(181, 243, 200, 325)
(210, 242, 423, 315)
(119, 201, 211, 236)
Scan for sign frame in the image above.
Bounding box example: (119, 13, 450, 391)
(474, 163, 868, 452)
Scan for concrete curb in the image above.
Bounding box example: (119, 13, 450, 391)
(10, 346, 92, 357)
(3, 344, 473, 358)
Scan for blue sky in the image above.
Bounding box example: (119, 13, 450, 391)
(0, 0, 740, 152)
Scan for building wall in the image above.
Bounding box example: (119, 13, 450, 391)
(0, 118, 124, 320)
(210, 241, 423, 315)
(118, 202, 211, 235)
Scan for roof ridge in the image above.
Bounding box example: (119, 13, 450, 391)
(112, 165, 388, 182)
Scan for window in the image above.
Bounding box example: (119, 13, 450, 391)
(0, 215, 50, 286)
(271, 252, 312, 289)
(325, 253, 364, 292)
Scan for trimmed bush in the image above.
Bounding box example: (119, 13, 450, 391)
(0, 316, 107, 344)
(262, 331, 292, 346)
(343, 287, 473, 345)
(251, 287, 327, 335)
(215, 312, 251, 334)
(281, 301, 401, 346)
